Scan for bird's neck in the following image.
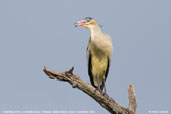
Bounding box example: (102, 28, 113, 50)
(89, 25, 101, 37)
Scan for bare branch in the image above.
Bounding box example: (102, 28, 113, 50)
(43, 66, 137, 114)
(128, 83, 137, 114)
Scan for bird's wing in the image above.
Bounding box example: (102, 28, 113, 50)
(86, 37, 95, 87)
(105, 57, 111, 81)
(103, 33, 113, 81)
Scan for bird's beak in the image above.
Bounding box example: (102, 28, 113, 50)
(74, 20, 87, 27)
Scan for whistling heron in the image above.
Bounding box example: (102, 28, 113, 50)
(74, 17, 113, 93)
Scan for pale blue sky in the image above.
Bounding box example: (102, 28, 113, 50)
(0, 0, 171, 114)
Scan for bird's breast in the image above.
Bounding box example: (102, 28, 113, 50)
(91, 54, 108, 86)
(90, 37, 113, 58)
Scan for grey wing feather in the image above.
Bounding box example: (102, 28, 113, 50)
(105, 57, 111, 81)
(86, 37, 96, 87)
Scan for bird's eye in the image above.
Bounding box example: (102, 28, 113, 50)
(86, 18, 90, 22)
(84, 17, 92, 22)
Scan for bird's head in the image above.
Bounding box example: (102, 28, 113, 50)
(74, 17, 98, 30)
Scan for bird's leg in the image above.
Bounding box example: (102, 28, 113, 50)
(97, 74, 102, 94)
(103, 80, 107, 94)
(98, 85, 101, 94)
(102, 79, 109, 98)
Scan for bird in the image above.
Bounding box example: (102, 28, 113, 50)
(74, 17, 113, 93)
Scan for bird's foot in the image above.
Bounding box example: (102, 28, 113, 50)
(102, 92, 109, 99)
(97, 86, 103, 95)
(99, 90, 103, 95)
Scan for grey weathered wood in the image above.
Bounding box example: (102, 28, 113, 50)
(43, 66, 137, 114)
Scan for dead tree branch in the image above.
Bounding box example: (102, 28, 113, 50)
(43, 66, 137, 114)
